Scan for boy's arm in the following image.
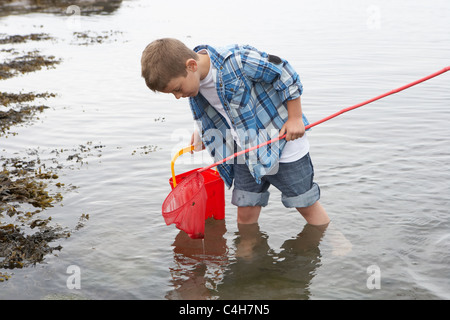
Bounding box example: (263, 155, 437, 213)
(278, 97, 305, 141)
(240, 47, 305, 141)
(240, 46, 303, 103)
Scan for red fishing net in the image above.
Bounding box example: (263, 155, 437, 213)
(162, 171, 208, 239)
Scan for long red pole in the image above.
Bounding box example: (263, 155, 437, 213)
(199, 66, 450, 172)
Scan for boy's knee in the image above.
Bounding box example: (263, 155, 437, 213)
(237, 206, 261, 224)
(296, 202, 330, 226)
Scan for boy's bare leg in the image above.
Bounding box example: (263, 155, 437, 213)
(237, 203, 329, 225)
(296, 201, 330, 226)
(235, 223, 263, 260)
(237, 206, 261, 224)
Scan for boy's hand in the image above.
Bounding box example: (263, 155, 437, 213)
(279, 117, 305, 141)
(280, 97, 305, 141)
(190, 130, 205, 153)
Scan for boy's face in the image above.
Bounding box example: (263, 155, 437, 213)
(161, 59, 200, 99)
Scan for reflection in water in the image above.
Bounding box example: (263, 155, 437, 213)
(166, 218, 229, 300)
(217, 223, 328, 300)
(166, 219, 330, 300)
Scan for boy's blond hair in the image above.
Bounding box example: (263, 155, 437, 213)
(141, 38, 198, 92)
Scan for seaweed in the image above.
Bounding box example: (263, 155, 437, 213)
(0, 162, 69, 270)
(0, 92, 56, 107)
(0, 25, 116, 278)
(71, 30, 124, 46)
(0, 91, 55, 137)
(0, 51, 60, 80)
(0, 223, 67, 269)
(0, 33, 53, 45)
(0, 0, 123, 16)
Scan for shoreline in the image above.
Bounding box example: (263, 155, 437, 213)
(0, 1, 122, 280)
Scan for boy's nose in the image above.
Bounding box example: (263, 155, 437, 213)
(174, 93, 182, 99)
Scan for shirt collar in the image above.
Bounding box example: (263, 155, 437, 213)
(193, 44, 232, 71)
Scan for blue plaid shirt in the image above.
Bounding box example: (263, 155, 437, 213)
(189, 44, 309, 187)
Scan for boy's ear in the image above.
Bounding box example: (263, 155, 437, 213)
(185, 58, 198, 72)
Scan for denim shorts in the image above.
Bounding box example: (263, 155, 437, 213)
(231, 153, 320, 208)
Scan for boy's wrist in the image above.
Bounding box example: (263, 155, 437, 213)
(286, 97, 303, 120)
(287, 114, 303, 121)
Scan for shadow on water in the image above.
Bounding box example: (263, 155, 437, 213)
(166, 219, 328, 300)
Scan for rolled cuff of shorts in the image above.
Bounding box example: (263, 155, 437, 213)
(282, 183, 320, 208)
(231, 189, 270, 207)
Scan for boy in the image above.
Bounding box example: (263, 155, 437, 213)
(141, 38, 330, 226)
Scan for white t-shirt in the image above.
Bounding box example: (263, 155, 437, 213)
(198, 50, 309, 163)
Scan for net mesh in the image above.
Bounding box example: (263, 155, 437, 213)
(162, 172, 207, 239)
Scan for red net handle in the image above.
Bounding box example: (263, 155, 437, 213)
(199, 66, 450, 173)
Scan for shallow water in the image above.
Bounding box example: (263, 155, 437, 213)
(1, 0, 449, 300)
